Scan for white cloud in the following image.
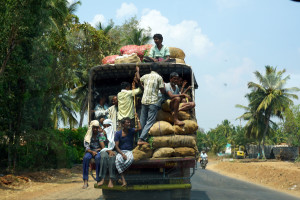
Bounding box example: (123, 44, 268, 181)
(116, 3, 138, 19)
(140, 10, 213, 58)
(90, 14, 105, 28)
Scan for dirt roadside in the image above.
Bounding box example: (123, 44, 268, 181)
(1, 160, 300, 199)
(207, 158, 300, 198)
(0, 165, 102, 200)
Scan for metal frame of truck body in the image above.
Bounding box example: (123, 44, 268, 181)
(88, 63, 198, 197)
(88, 63, 197, 124)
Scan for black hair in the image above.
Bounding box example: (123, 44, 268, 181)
(96, 95, 106, 103)
(150, 62, 160, 72)
(121, 82, 130, 89)
(153, 33, 163, 40)
(170, 72, 179, 79)
(121, 117, 131, 125)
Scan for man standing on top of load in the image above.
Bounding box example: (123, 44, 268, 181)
(117, 66, 142, 129)
(137, 63, 165, 145)
(145, 33, 173, 63)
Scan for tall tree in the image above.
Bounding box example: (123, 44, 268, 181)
(247, 66, 299, 159)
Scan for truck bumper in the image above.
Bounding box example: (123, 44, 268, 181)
(94, 183, 192, 191)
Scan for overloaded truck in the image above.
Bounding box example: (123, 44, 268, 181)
(88, 62, 199, 200)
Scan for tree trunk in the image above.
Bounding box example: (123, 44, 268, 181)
(257, 140, 261, 159)
(261, 115, 270, 160)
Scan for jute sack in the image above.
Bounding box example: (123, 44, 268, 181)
(152, 135, 196, 149)
(173, 147, 196, 157)
(152, 147, 175, 158)
(174, 120, 198, 135)
(169, 47, 185, 60)
(178, 111, 190, 120)
(132, 144, 153, 161)
(175, 58, 185, 64)
(173, 125, 185, 135)
(149, 121, 174, 136)
(161, 100, 171, 112)
(156, 110, 173, 123)
(115, 53, 141, 64)
(183, 120, 198, 133)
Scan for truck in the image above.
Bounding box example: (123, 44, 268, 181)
(88, 62, 199, 200)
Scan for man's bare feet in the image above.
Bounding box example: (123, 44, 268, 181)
(121, 180, 127, 187)
(97, 179, 104, 186)
(108, 180, 114, 188)
(82, 183, 88, 189)
(174, 120, 185, 126)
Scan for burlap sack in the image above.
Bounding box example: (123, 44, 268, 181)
(149, 121, 174, 136)
(174, 120, 198, 135)
(115, 53, 141, 64)
(183, 120, 198, 133)
(132, 144, 153, 161)
(173, 125, 185, 135)
(156, 110, 173, 123)
(173, 147, 196, 157)
(161, 100, 171, 112)
(152, 147, 175, 158)
(169, 47, 185, 60)
(178, 111, 190, 120)
(175, 58, 185, 64)
(152, 135, 196, 148)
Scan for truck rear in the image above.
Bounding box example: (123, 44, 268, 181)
(88, 63, 198, 200)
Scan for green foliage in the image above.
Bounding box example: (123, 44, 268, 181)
(282, 105, 300, 146)
(0, 127, 87, 171)
(196, 129, 208, 151)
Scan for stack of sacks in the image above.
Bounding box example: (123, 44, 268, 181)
(120, 44, 153, 61)
(148, 107, 199, 158)
(132, 144, 153, 161)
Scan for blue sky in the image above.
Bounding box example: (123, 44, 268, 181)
(71, 0, 300, 131)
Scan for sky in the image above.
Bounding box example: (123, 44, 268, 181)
(70, 0, 300, 131)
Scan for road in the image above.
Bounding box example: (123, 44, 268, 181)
(191, 167, 300, 200)
(26, 166, 299, 200)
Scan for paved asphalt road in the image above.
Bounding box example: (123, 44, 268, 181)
(191, 166, 300, 200)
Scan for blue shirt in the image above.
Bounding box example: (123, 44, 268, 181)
(114, 128, 136, 151)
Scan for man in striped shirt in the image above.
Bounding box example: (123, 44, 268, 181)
(138, 63, 165, 145)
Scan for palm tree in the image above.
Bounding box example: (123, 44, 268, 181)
(123, 28, 151, 45)
(51, 93, 79, 129)
(72, 70, 89, 127)
(247, 66, 299, 158)
(96, 21, 114, 35)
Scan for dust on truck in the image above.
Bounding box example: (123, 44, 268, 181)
(88, 62, 199, 200)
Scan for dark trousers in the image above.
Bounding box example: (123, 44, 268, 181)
(82, 152, 101, 181)
(99, 151, 116, 179)
(139, 104, 159, 141)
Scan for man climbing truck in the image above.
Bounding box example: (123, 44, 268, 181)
(88, 62, 199, 200)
